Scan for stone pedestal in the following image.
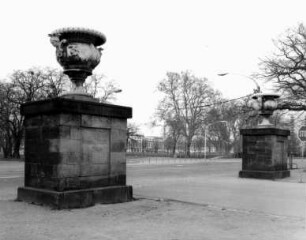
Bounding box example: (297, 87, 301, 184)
(239, 128, 290, 180)
(17, 97, 133, 209)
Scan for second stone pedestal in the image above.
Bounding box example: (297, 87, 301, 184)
(17, 97, 133, 209)
(239, 128, 290, 180)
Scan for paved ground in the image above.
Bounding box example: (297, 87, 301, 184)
(128, 159, 306, 218)
(0, 158, 305, 240)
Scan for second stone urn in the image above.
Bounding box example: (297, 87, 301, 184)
(248, 93, 280, 127)
(49, 27, 106, 97)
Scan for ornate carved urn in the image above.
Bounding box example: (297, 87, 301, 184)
(248, 93, 280, 127)
(49, 27, 106, 97)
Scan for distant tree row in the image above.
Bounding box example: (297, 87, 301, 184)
(0, 67, 120, 158)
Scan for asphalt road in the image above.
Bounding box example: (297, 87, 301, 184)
(1, 159, 305, 219)
(127, 160, 306, 219)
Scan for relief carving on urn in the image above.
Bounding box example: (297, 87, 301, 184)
(49, 28, 106, 97)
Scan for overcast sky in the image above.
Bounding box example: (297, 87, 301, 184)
(1, 0, 306, 135)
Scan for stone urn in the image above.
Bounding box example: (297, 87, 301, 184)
(49, 27, 106, 97)
(248, 93, 280, 127)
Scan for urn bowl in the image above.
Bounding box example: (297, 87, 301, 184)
(49, 27, 106, 95)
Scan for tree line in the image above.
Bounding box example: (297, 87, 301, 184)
(0, 67, 120, 158)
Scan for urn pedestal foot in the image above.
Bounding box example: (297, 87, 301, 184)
(239, 170, 290, 180)
(17, 186, 133, 209)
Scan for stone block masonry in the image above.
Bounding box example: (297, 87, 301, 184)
(17, 97, 133, 209)
(239, 128, 290, 180)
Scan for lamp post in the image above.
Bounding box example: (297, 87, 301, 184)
(100, 88, 122, 102)
(113, 89, 122, 93)
(204, 121, 228, 159)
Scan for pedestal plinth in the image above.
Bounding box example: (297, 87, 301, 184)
(239, 128, 290, 180)
(17, 97, 133, 209)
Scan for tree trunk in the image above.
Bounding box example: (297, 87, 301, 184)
(12, 130, 23, 159)
(172, 144, 176, 157)
(3, 148, 9, 158)
(186, 140, 192, 158)
(3, 143, 12, 159)
(12, 139, 21, 158)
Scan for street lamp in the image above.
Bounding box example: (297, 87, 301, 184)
(101, 88, 122, 102)
(204, 120, 228, 159)
(217, 72, 261, 93)
(112, 89, 122, 93)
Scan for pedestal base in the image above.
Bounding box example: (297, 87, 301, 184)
(239, 128, 290, 180)
(17, 185, 133, 209)
(239, 170, 290, 180)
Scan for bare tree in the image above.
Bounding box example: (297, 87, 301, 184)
(85, 74, 121, 102)
(157, 71, 219, 157)
(163, 136, 176, 154)
(126, 122, 141, 152)
(152, 140, 159, 153)
(154, 109, 183, 156)
(0, 68, 122, 158)
(288, 115, 302, 156)
(127, 122, 140, 141)
(0, 82, 14, 158)
(84, 74, 102, 97)
(204, 96, 259, 156)
(42, 68, 69, 98)
(141, 138, 148, 154)
(193, 136, 205, 155)
(10, 67, 68, 103)
(0, 67, 67, 158)
(164, 119, 182, 156)
(258, 23, 306, 111)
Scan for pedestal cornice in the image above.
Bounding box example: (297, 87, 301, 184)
(20, 97, 132, 119)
